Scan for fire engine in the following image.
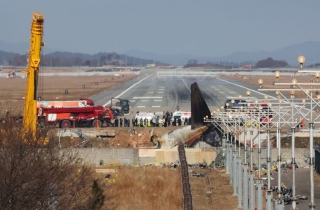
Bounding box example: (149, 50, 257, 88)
(38, 106, 114, 128)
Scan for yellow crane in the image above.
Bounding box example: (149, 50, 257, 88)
(22, 12, 44, 138)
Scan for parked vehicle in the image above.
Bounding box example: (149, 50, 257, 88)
(110, 97, 130, 116)
(38, 106, 114, 128)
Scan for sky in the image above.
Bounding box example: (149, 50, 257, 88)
(0, 0, 319, 57)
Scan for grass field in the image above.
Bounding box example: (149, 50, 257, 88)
(97, 166, 238, 210)
(0, 73, 137, 115)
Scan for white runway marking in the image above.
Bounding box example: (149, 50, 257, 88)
(154, 100, 162, 101)
(137, 106, 146, 108)
(147, 92, 153, 93)
(130, 100, 136, 102)
(152, 106, 161, 107)
(141, 100, 149, 102)
(219, 92, 225, 93)
(229, 92, 235, 93)
(158, 92, 164, 93)
(103, 75, 152, 106)
(133, 96, 162, 99)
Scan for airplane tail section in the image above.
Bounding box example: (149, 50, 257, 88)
(191, 82, 211, 129)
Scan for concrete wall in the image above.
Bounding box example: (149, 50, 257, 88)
(73, 147, 310, 167)
(74, 147, 216, 166)
(76, 148, 139, 165)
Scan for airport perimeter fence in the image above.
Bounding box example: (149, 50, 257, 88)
(315, 149, 320, 174)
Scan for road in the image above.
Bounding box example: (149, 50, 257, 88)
(270, 168, 320, 210)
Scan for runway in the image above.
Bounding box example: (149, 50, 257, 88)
(90, 69, 269, 115)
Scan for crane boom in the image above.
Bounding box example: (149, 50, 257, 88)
(22, 12, 44, 137)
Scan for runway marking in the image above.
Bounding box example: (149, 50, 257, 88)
(147, 92, 153, 93)
(103, 75, 152, 106)
(137, 106, 146, 108)
(152, 106, 161, 107)
(219, 92, 225, 93)
(158, 92, 164, 93)
(130, 100, 136, 102)
(133, 96, 162, 99)
(181, 79, 191, 93)
(141, 100, 149, 102)
(154, 100, 162, 101)
(158, 89, 164, 90)
(229, 92, 235, 93)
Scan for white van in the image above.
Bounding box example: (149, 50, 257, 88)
(171, 111, 191, 124)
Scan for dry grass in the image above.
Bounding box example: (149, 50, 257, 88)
(101, 166, 183, 210)
(97, 166, 239, 210)
(190, 168, 238, 210)
(0, 73, 137, 114)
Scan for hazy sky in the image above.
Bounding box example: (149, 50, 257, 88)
(0, 0, 319, 56)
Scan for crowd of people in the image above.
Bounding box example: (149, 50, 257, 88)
(111, 111, 192, 127)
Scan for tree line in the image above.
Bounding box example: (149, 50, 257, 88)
(0, 50, 163, 67)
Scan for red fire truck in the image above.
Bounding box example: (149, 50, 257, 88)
(38, 106, 114, 128)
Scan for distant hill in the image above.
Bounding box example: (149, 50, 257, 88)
(0, 49, 165, 67)
(125, 41, 320, 66)
(1, 40, 320, 66)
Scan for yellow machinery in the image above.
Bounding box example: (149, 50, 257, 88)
(22, 12, 44, 138)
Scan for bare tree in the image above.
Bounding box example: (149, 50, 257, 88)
(0, 120, 113, 210)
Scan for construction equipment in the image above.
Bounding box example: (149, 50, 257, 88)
(110, 97, 130, 116)
(38, 106, 114, 128)
(22, 12, 45, 138)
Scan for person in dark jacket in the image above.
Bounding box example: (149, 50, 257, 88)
(140, 118, 143, 127)
(178, 118, 182, 126)
(119, 118, 123, 127)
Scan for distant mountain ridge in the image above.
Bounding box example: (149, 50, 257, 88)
(1, 40, 320, 66)
(124, 41, 320, 66)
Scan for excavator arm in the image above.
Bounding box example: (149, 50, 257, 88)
(22, 12, 44, 137)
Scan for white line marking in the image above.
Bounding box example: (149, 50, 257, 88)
(229, 92, 235, 93)
(219, 92, 225, 93)
(154, 100, 162, 101)
(103, 75, 152, 106)
(133, 96, 162, 99)
(158, 92, 163, 93)
(141, 100, 149, 102)
(130, 100, 136, 102)
(147, 92, 153, 93)
(152, 106, 161, 107)
(181, 78, 191, 93)
(137, 106, 146, 108)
